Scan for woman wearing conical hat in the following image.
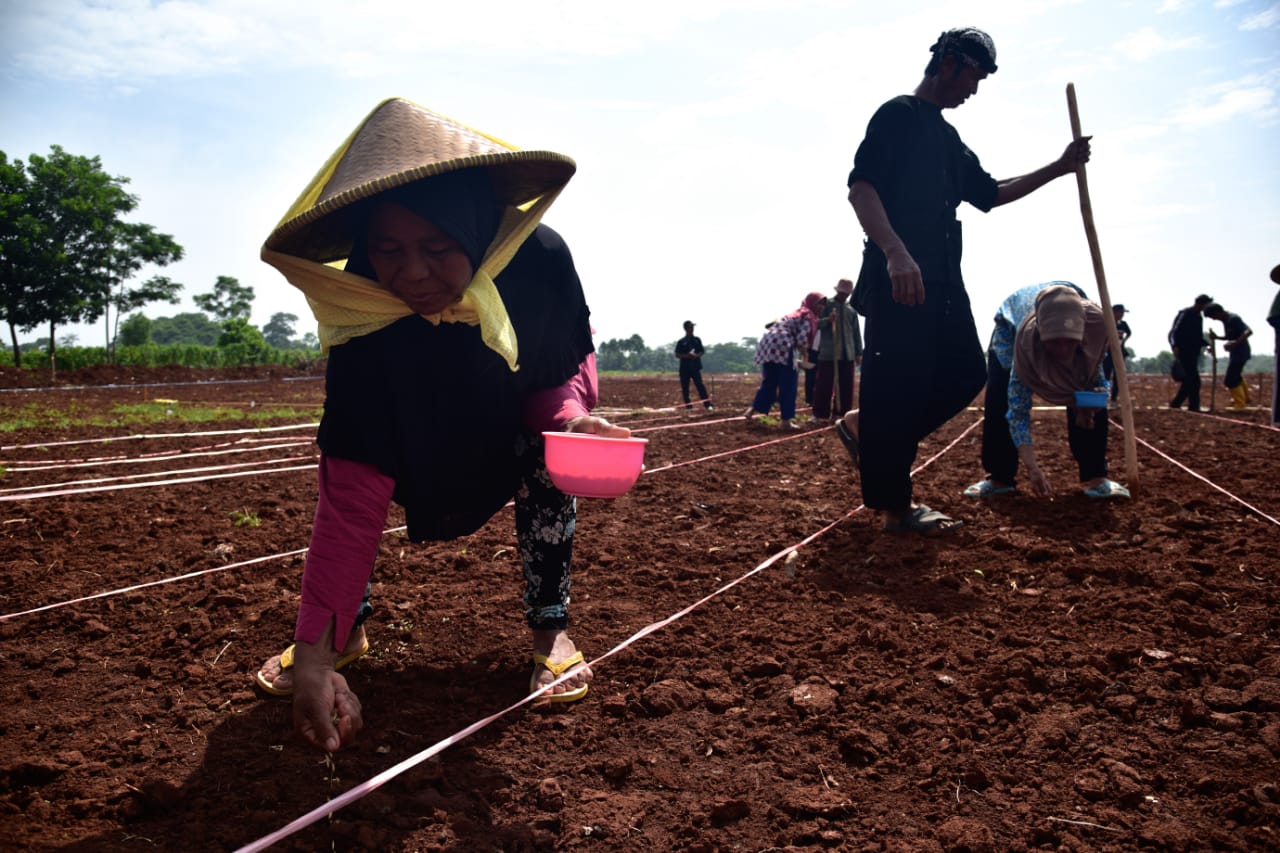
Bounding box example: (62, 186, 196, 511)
(254, 98, 627, 751)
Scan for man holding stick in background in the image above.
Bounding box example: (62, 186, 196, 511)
(843, 26, 1092, 535)
(1204, 302, 1254, 412)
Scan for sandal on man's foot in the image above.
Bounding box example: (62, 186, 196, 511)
(530, 651, 589, 704)
(834, 419, 860, 467)
(883, 504, 963, 535)
(254, 637, 371, 697)
(963, 479, 1015, 498)
(1082, 479, 1130, 500)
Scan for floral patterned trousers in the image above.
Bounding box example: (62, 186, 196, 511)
(350, 430, 576, 632)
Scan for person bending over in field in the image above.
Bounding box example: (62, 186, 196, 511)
(254, 97, 628, 751)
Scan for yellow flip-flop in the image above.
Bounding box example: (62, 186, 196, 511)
(254, 638, 371, 696)
(529, 651, 589, 703)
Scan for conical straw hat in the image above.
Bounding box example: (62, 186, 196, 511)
(264, 97, 576, 262)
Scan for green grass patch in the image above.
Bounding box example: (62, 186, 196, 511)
(229, 509, 262, 528)
(0, 400, 315, 433)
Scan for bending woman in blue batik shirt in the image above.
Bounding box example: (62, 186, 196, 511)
(964, 282, 1130, 500)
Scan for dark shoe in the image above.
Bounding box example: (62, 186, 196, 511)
(883, 504, 963, 535)
(835, 419, 860, 467)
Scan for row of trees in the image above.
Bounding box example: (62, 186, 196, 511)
(2, 146, 187, 367)
(595, 334, 1249, 376)
(2, 145, 317, 369)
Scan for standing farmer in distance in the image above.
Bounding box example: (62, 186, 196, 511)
(674, 320, 713, 411)
(1270, 264, 1280, 426)
(813, 278, 862, 422)
(844, 26, 1092, 535)
(1168, 294, 1213, 411)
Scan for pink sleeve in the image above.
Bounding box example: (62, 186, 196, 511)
(521, 353, 599, 433)
(295, 455, 395, 653)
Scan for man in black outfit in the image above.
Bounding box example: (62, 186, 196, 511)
(844, 26, 1092, 535)
(674, 320, 713, 411)
(1168, 294, 1213, 411)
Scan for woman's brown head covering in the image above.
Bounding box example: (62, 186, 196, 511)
(263, 97, 575, 265)
(1013, 284, 1109, 405)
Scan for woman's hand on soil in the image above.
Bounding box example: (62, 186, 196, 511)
(291, 640, 363, 752)
(564, 415, 631, 439)
(1027, 465, 1053, 498)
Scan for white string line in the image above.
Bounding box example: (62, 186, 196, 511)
(0, 463, 318, 503)
(1179, 408, 1280, 433)
(3, 441, 315, 475)
(0, 421, 319, 452)
(234, 417, 981, 853)
(0, 546, 317, 622)
(0, 410, 813, 503)
(1110, 419, 1280, 526)
(0, 423, 842, 620)
(4, 434, 318, 467)
(0, 455, 320, 495)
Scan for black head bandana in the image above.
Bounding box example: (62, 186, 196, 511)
(930, 27, 998, 74)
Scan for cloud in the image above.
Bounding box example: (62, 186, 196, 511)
(0, 0, 811, 82)
(1112, 26, 1202, 62)
(1166, 71, 1280, 127)
(1240, 3, 1280, 29)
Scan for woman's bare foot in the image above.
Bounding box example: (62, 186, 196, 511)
(531, 629, 592, 698)
(256, 626, 369, 695)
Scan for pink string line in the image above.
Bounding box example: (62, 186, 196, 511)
(0, 455, 319, 496)
(0, 422, 318, 452)
(0, 463, 317, 503)
(235, 416, 979, 853)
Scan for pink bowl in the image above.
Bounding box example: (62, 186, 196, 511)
(542, 432, 648, 499)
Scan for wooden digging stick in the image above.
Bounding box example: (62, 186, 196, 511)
(1067, 83, 1139, 487)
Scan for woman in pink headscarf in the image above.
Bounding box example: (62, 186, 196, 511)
(744, 292, 825, 429)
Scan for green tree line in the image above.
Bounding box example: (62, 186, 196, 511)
(2, 145, 320, 370)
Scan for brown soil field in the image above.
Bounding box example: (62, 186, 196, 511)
(1, 365, 1277, 852)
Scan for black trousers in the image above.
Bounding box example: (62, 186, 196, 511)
(858, 284, 986, 511)
(803, 348, 819, 404)
(680, 368, 710, 407)
(980, 349, 1109, 485)
(1170, 350, 1202, 411)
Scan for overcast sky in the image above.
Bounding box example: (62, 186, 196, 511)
(2, 0, 1277, 358)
